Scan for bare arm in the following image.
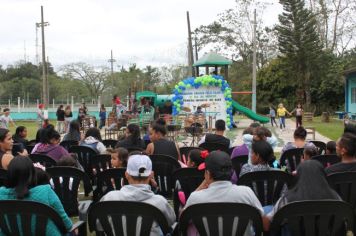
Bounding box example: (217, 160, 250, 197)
(1, 153, 14, 170)
(176, 143, 181, 161)
(146, 143, 154, 155)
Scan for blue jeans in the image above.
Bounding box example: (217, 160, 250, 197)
(279, 116, 286, 129)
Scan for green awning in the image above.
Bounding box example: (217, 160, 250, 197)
(193, 52, 232, 67)
(136, 91, 157, 100)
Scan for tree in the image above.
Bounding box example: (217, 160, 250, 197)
(307, 0, 356, 55)
(276, 0, 323, 109)
(61, 63, 110, 98)
(194, 0, 278, 68)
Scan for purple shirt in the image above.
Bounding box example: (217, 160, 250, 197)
(231, 144, 249, 159)
(33, 144, 69, 161)
(230, 144, 249, 184)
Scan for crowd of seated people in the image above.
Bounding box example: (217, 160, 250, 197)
(0, 114, 355, 235)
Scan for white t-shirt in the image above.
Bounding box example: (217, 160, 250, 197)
(0, 115, 13, 129)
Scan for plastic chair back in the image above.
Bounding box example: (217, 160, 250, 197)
(199, 142, 229, 154)
(88, 201, 171, 236)
(93, 168, 127, 202)
(0, 169, 7, 187)
(0, 200, 68, 235)
(69, 145, 98, 181)
(102, 139, 118, 148)
(60, 140, 79, 151)
(237, 170, 294, 206)
(310, 141, 326, 155)
(231, 155, 249, 177)
(270, 200, 354, 236)
(46, 166, 92, 216)
(312, 154, 341, 168)
(149, 154, 181, 198)
(179, 203, 263, 236)
(173, 168, 204, 217)
(327, 172, 356, 209)
(30, 154, 57, 168)
(93, 154, 112, 174)
(279, 148, 304, 173)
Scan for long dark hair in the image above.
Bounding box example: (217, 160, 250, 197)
(285, 160, 339, 202)
(0, 128, 9, 142)
(65, 120, 81, 141)
(127, 124, 141, 145)
(15, 126, 26, 136)
(6, 156, 37, 199)
(69, 120, 80, 133)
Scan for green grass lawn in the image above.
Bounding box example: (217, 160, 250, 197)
(302, 116, 344, 141)
(8, 120, 58, 140)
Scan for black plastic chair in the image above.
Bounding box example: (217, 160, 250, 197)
(29, 154, 57, 167)
(46, 166, 92, 218)
(310, 140, 327, 155)
(69, 145, 98, 182)
(0, 168, 7, 187)
(150, 154, 181, 198)
(312, 154, 341, 168)
(173, 168, 204, 218)
(327, 172, 356, 210)
(178, 203, 263, 236)
(179, 147, 202, 163)
(270, 200, 355, 236)
(93, 154, 112, 174)
(279, 148, 304, 173)
(237, 170, 294, 206)
(26, 144, 35, 154)
(102, 139, 118, 148)
(228, 146, 236, 155)
(199, 142, 230, 154)
(93, 168, 127, 202)
(59, 140, 79, 151)
(231, 155, 249, 177)
(27, 139, 37, 145)
(88, 201, 172, 236)
(0, 200, 85, 235)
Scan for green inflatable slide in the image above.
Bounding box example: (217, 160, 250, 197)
(232, 100, 269, 124)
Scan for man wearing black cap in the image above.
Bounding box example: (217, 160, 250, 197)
(184, 151, 266, 235)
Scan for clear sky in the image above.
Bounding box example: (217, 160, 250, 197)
(0, 0, 282, 70)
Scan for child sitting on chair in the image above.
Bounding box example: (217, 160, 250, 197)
(107, 148, 129, 168)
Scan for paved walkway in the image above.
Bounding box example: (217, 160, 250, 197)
(231, 118, 331, 153)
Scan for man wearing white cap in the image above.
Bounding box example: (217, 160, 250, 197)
(100, 154, 176, 235)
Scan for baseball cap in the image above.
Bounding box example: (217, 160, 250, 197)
(205, 151, 232, 178)
(127, 154, 152, 177)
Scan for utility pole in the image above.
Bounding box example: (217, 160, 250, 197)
(47, 56, 50, 102)
(35, 25, 39, 65)
(23, 41, 27, 63)
(108, 50, 116, 95)
(186, 11, 195, 77)
(38, 6, 49, 107)
(252, 9, 257, 113)
(194, 37, 199, 76)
